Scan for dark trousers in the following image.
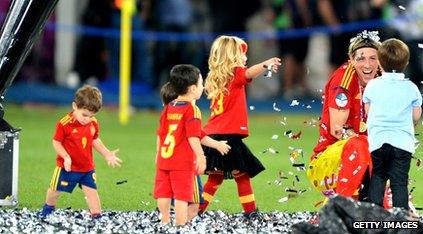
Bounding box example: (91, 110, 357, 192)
(368, 144, 412, 210)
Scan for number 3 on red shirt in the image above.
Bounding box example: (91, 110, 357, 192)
(161, 124, 178, 158)
(211, 94, 224, 116)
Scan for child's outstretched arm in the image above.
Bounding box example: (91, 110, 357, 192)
(201, 136, 231, 155)
(245, 57, 282, 79)
(93, 138, 122, 167)
(52, 140, 72, 172)
(188, 137, 206, 174)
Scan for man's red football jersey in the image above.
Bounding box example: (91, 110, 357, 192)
(313, 62, 367, 154)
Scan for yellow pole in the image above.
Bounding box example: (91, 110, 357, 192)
(119, 0, 135, 124)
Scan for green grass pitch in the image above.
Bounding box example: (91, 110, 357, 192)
(4, 104, 423, 213)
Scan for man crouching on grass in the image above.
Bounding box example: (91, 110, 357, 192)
(39, 85, 122, 218)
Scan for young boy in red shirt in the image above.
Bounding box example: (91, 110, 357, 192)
(39, 85, 122, 218)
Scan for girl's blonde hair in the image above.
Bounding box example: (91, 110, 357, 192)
(205, 35, 247, 99)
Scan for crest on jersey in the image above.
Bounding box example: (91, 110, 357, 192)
(335, 93, 348, 108)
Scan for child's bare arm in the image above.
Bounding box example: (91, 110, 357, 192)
(52, 140, 72, 172)
(188, 137, 206, 174)
(245, 57, 282, 79)
(200, 136, 231, 155)
(413, 106, 422, 126)
(93, 138, 122, 167)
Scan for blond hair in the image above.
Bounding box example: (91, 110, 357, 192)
(205, 35, 247, 99)
(74, 85, 102, 113)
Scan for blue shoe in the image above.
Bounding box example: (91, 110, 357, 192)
(39, 204, 55, 218)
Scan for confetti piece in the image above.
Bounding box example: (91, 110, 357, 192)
(398, 5, 406, 10)
(116, 180, 128, 185)
(271, 134, 279, 140)
(278, 197, 289, 203)
(290, 100, 300, 106)
(285, 188, 298, 193)
(292, 163, 305, 167)
(352, 166, 362, 175)
(273, 102, 281, 112)
(348, 151, 357, 161)
(295, 175, 300, 182)
(418, 43, 423, 49)
(261, 147, 279, 154)
(249, 105, 255, 110)
(306, 105, 311, 109)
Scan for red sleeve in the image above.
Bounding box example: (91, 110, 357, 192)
(232, 67, 252, 87)
(53, 122, 65, 142)
(327, 73, 352, 110)
(200, 130, 207, 139)
(185, 106, 201, 138)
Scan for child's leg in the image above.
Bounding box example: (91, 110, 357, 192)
(40, 188, 61, 217)
(234, 172, 256, 213)
(368, 147, 389, 207)
(45, 188, 61, 206)
(81, 185, 101, 216)
(199, 173, 224, 212)
(157, 198, 171, 224)
(188, 203, 199, 221)
(174, 199, 189, 226)
(388, 148, 412, 210)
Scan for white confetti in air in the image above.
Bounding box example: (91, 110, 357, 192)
(271, 134, 279, 140)
(340, 178, 348, 183)
(306, 105, 312, 109)
(249, 105, 255, 110)
(290, 100, 300, 106)
(398, 5, 406, 10)
(418, 43, 423, 49)
(273, 102, 281, 112)
(278, 197, 289, 203)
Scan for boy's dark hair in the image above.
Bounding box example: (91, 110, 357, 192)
(160, 82, 178, 105)
(168, 64, 200, 96)
(378, 38, 409, 73)
(74, 85, 102, 113)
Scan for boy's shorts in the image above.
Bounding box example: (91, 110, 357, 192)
(170, 175, 204, 206)
(49, 166, 97, 193)
(193, 175, 204, 204)
(154, 169, 195, 202)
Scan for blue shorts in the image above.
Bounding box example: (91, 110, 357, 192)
(171, 175, 204, 205)
(49, 167, 97, 193)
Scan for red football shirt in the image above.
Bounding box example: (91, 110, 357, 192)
(53, 112, 99, 172)
(203, 67, 252, 136)
(313, 62, 367, 154)
(156, 100, 202, 171)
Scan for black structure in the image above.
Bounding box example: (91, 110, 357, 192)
(0, 0, 58, 130)
(0, 0, 58, 205)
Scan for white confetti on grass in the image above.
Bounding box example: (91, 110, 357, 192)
(278, 197, 289, 203)
(271, 134, 279, 140)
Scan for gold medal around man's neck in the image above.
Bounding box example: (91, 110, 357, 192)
(359, 121, 367, 132)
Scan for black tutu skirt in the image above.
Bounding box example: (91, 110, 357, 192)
(203, 134, 265, 179)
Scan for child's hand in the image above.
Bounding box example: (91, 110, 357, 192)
(105, 149, 123, 168)
(196, 155, 206, 175)
(264, 57, 282, 73)
(216, 140, 231, 155)
(64, 157, 72, 172)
